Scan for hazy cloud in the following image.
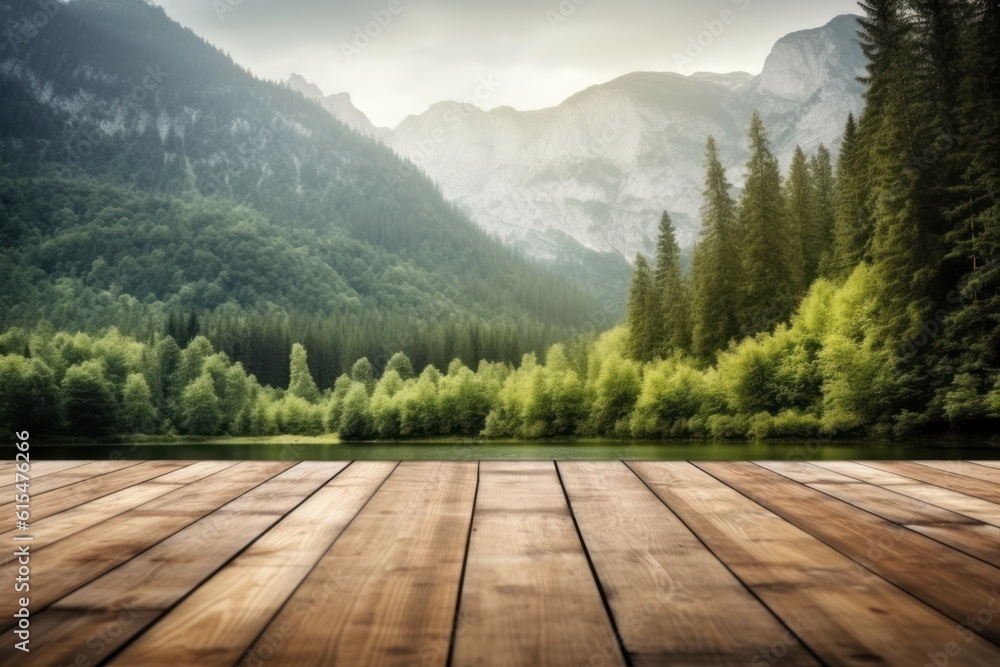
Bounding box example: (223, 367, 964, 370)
(153, 0, 859, 127)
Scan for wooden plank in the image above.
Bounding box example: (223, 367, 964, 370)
(237, 461, 477, 667)
(630, 462, 1000, 666)
(15, 463, 361, 667)
(974, 461, 1000, 470)
(0, 460, 191, 525)
(861, 461, 1000, 503)
(9, 460, 91, 479)
(815, 462, 1000, 528)
(0, 460, 143, 504)
(104, 462, 398, 667)
(558, 461, 817, 667)
(0, 462, 239, 561)
(916, 460, 1000, 485)
(58, 461, 349, 611)
(701, 462, 1000, 645)
(0, 461, 294, 629)
(760, 462, 1000, 568)
(450, 462, 626, 667)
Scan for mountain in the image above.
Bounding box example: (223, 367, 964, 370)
(284, 74, 383, 138)
(725, 14, 866, 168)
(0, 0, 600, 335)
(307, 15, 864, 268)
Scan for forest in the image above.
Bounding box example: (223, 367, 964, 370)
(1, 0, 998, 441)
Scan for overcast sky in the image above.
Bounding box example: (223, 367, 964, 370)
(152, 0, 860, 128)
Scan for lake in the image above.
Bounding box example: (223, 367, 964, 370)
(30, 440, 1000, 461)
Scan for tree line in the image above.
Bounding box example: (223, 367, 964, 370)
(2, 1, 996, 442)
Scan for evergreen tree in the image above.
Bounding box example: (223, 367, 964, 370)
(735, 112, 797, 337)
(625, 255, 658, 362)
(61, 360, 117, 436)
(121, 373, 158, 434)
(690, 136, 740, 361)
(0, 355, 59, 436)
(784, 146, 811, 293)
(653, 212, 690, 355)
(831, 114, 871, 277)
(810, 145, 837, 279)
(180, 373, 222, 435)
(861, 0, 935, 348)
(339, 382, 372, 440)
(938, 0, 1000, 409)
(288, 343, 320, 403)
(385, 352, 415, 381)
(350, 357, 377, 394)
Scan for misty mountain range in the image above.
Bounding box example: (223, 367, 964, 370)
(287, 14, 865, 279)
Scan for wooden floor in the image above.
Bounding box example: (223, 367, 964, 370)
(4, 460, 1000, 666)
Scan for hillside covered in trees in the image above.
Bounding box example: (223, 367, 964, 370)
(0, 0, 605, 386)
(2, 0, 998, 442)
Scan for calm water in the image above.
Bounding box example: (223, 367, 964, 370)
(30, 440, 1000, 461)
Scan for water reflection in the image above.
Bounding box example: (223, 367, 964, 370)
(30, 441, 1000, 461)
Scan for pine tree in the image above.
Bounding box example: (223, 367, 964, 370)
(735, 112, 797, 337)
(690, 136, 739, 361)
(653, 211, 690, 355)
(121, 373, 158, 433)
(288, 343, 320, 403)
(939, 0, 1000, 393)
(862, 0, 935, 348)
(625, 254, 658, 362)
(61, 360, 116, 437)
(810, 145, 837, 278)
(180, 373, 223, 435)
(350, 357, 377, 395)
(784, 146, 811, 292)
(831, 114, 871, 277)
(385, 352, 415, 380)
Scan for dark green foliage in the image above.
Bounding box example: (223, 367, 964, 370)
(809, 145, 837, 281)
(735, 112, 799, 337)
(831, 115, 873, 276)
(784, 146, 811, 293)
(179, 373, 223, 436)
(385, 352, 415, 381)
(625, 255, 658, 362)
(121, 373, 157, 434)
(61, 360, 116, 436)
(288, 343, 320, 403)
(350, 358, 377, 395)
(690, 137, 740, 361)
(654, 212, 691, 356)
(0, 355, 59, 436)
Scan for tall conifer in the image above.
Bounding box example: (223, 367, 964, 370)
(735, 112, 796, 337)
(691, 137, 739, 360)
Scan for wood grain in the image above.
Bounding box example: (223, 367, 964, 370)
(238, 461, 477, 667)
(760, 462, 1000, 567)
(16, 463, 357, 667)
(701, 461, 1000, 645)
(559, 461, 817, 667)
(106, 461, 397, 667)
(915, 460, 1000, 485)
(632, 461, 1000, 666)
(814, 461, 1000, 527)
(860, 461, 1000, 503)
(450, 462, 626, 667)
(0, 461, 294, 630)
